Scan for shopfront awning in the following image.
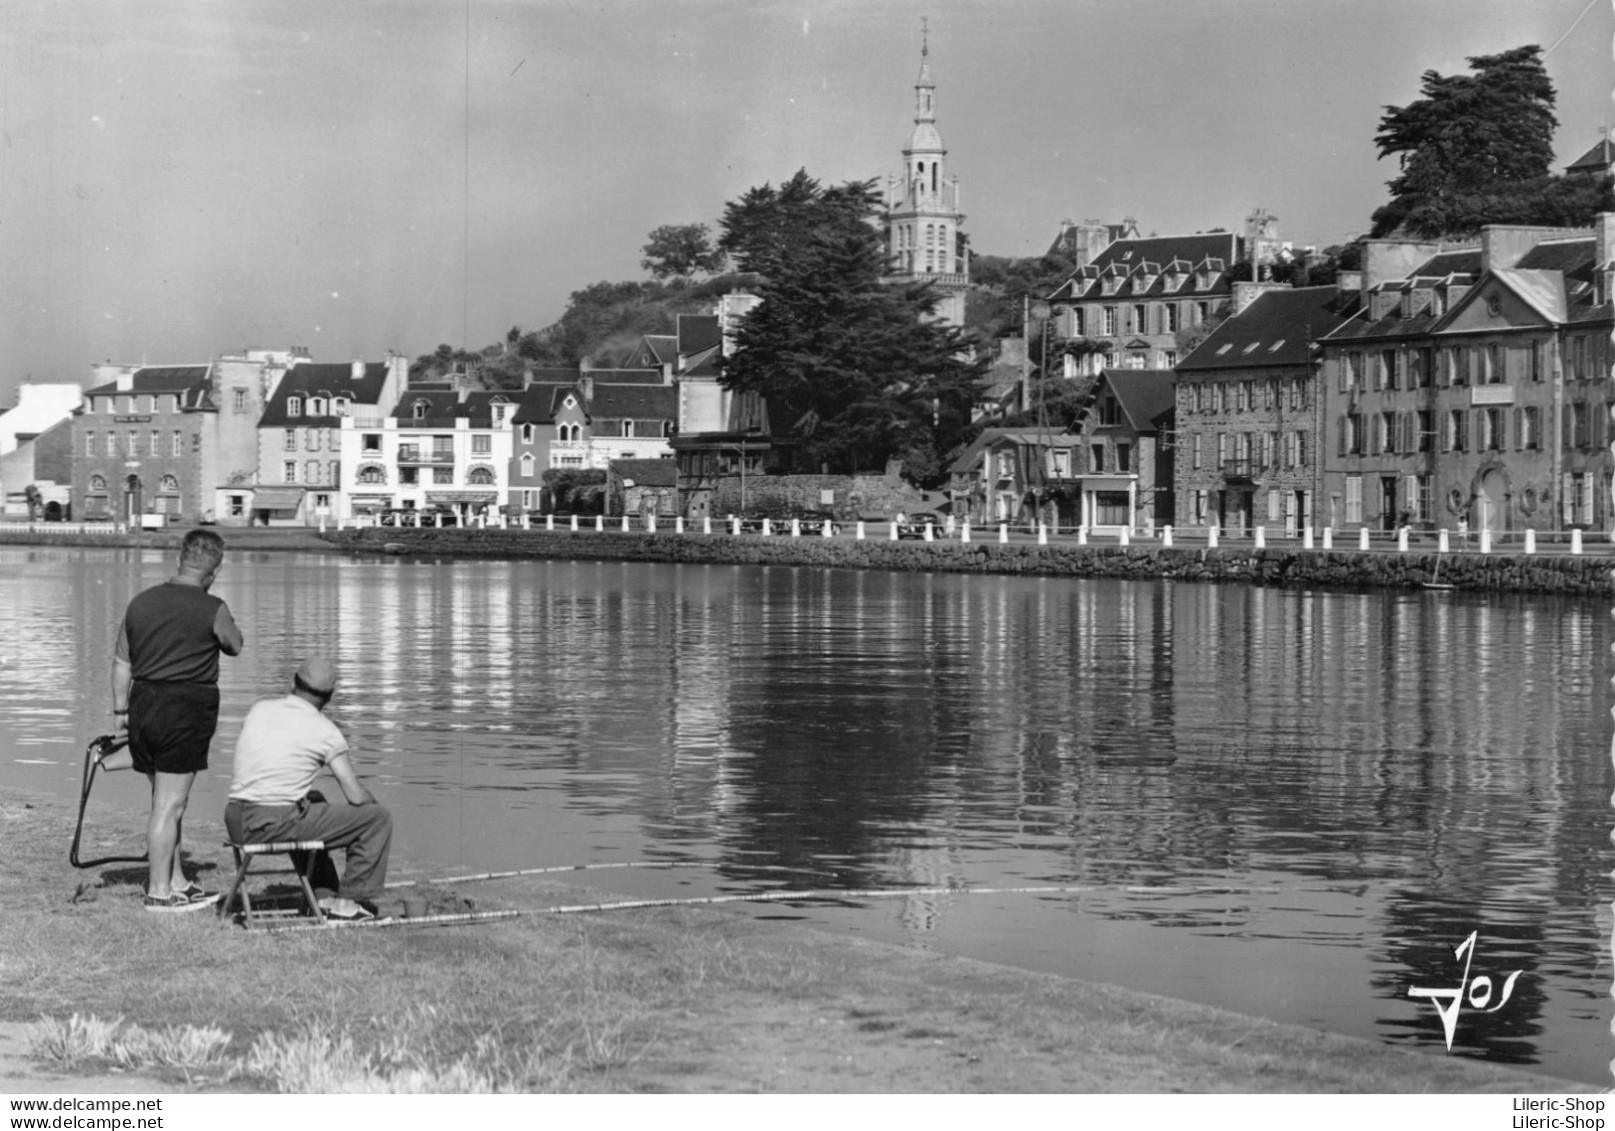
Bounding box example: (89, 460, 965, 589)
(427, 491, 499, 505)
(252, 488, 306, 510)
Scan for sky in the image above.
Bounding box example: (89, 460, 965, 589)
(2, 0, 1612, 405)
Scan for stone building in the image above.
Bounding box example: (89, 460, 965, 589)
(1318, 220, 1615, 537)
(883, 27, 969, 327)
(1174, 285, 1357, 535)
(1071, 368, 1177, 533)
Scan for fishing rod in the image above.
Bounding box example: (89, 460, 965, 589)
(385, 860, 824, 889)
(260, 882, 1281, 933)
(69, 734, 146, 869)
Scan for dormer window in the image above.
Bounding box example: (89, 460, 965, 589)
(308, 396, 327, 416)
(412, 400, 429, 420)
(333, 397, 350, 417)
(286, 397, 301, 417)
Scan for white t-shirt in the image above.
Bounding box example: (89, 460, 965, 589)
(228, 695, 350, 804)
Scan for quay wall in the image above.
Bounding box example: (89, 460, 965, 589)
(329, 528, 1615, 596)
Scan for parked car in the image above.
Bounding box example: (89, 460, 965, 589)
(378, 508, 421, 527)
(789, 509, 842, 535)
(733, 514, 769, 534)
(895, 511, 946, 539)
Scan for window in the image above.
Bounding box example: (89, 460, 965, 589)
(1103, 307, 1117, 335)
(172, 430, 183, 456)
(1484, 343, 1502, 384)
(1068, 307, 1085, 337)
(1519, 406, 1540, 450)
(433, 467, 454, 485)
(472, 434, 492, 455)
(520, 453, 535, 478)
(432, 436, 454, 461)
(1341, 413, 1363, 456)
(106, 433, 117, 457)
(996, 452, 1014, 479)
(159, 474, 178, 493)
(1531, 341, 1545, 383)
(1159, 350, 1177, 368)
(1451, 348, 1470, 386)
(412, 400, 429, 420)
(150, 430, 160, 456)
(1094, 491, 1129, 525)
(1345, 475, 1362, 524)
(305, 460, 321, 483)
(1413, 347, 1433, 388)
(1090, 444, 1105, 473)
(89, 474, 106, 491)
(1131, 305, 1147, 334)
(1263, 382, 1274, 411)
(1571, 402, 1590, 449)
(1570, 336, 1588, 381)
(283, 429, 297, 452)
(468, 466, 495, 485)
(1116, 443, 1132, 472)
(287, 397, 301, 417)
(1379, 349, 1398, 391)
(362, 433, 382, 452)
(308, 397, 327, 416)
(334, 397, 350, 417)
(358, 464, 386, 485)
(1195, 301, 1209, 325)
(1343, 352, 1363, 391)
(306, 430, 320, 452)
(1235, 383, 1247, 412)
(127, 430, 138, 456)
(400, 467, 419, 485)
(520, 424, 535, 444)
(85, 431, 95, 456)
(1413, 474, 1432, 523)
(1480, 407, 1505, 451)
(1163, 305, 1179, 333)
(1445, 409, 1467, 452)
(233, 388, 247, 412)
(1192, 433, 1202, 470)
(283, 461, 297, 483)
(1417, 410, 1434, 452)
(1377, 412, 1396, 454)
(1051, 450, 1071, 478)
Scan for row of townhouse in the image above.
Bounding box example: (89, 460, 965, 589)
(67, 342, 688, 526)
(944, 216, 1614, 539)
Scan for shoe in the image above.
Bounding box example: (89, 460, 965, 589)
(317, 897, 374, 922)
(144, 890, 221, 914)
(177, 882, 206, 900)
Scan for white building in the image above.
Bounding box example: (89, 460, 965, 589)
(337, 389, 514, 524)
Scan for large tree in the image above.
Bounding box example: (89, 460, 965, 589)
(640, 222, 726, 280)
(719, 171, 988, 480)
(1371, 45, 1613, 237)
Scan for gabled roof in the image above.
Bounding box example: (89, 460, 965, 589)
(677, 314, 721, 356)
(627, 335, 678, 369)
(1180, 286, 1356, 371)
(680, 345, 722, 378)
(84, 365, 211, 400)
(1413, 247, 1482, 277)
(1514, 235, 1595, 278)
(947, 427, 1076, 475)
(528, 367, 580, 385)
(511, 382, 577, 425)
(460, 391, 517, 428)
(1099, 369, 1176, 432)
(610, 458, 678, 487)
(391, 391, 459, 423)
(590, 383, 676, 419)
(585, 368, 663, 385)
(1566, 137, 1615, 174)
(259, 362, 392, 426)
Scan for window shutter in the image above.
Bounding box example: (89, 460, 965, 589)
(1369, 419, 1380, 456)
(1337, 417, 1346, 457)
(1562, 473, 1574, 525)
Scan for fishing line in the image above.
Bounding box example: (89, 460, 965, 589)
(259, 882, 1280, 933)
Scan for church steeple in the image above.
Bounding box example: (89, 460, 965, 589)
(885, 19, 968, 327)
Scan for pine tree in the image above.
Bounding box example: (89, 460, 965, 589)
(719, 172, 987, 480)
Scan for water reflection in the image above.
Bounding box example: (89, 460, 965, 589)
(0, 548, 1608, 1083)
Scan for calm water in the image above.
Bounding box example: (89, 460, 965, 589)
(2, 547, 1611, 1084)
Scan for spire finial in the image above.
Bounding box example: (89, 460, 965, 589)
(922, 16, 929, 56)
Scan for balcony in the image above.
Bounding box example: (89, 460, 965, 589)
(396, 446, 456, 466)
(1221, 458, 1261, 480)
(1470, 384, 1515, 406)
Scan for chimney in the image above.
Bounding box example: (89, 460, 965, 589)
(579, 375, 594, 403)
(1597, 212, 1615, 305)
(115, 366, 135, 393)
(1336, 270, 1362, 300)
(351, 358, 366, 381)
(1479, 225, 1568, 273)
(1232, 280, 1286, 315)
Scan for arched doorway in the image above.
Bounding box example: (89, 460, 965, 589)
(1476, 468, 1509, 534)
(123, 475, 143, 524)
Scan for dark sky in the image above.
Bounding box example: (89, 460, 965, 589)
(2, 0, 1609, 403)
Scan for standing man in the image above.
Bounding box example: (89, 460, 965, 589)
(224, 657, 393, 920)
(108, 528, 244, 912)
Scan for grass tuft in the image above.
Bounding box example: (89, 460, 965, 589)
(29, 1014, 232, 1070)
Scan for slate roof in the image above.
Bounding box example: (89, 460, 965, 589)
(1100, 369, 1177, 431)
(1048, 232, 1242, 302)
(677, 314, 722, 355)
(609, 458, 678, 487)
(84, 366, 212, 406)
(511, 383, 578, 425)
(680, 346, 722, 378)
(591, 383, 676, 420)
(626, 335, 678, 369)
(1180, 286, 1357, 371)
(585, 368, 663, 385)
(1566, 137, 1615, 174)
(259, 362, 392, 426)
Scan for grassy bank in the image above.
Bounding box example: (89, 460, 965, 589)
(0, 791, 1582, 1093)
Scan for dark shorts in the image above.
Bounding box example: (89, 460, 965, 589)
(128, 680, 219, 776)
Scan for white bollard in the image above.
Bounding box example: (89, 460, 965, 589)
(1208, 525, 1219, 549)
(1524, 528, 1535, 554)
(821, 517, 833, 537)
(1253, 526, 1265, 549)
(731, 516, 741, 536)
(319, 515, 327, 535)
(675, 516, 683, 534)
(1037, 523, 1048, 545)
(1302, 527, 1314, 550)
(1480, 527, 1492, 554)
(546, 514, 554, 532)
(762, 518, 772, 536)
(478, 513, 485, 529)
(647, 514, 657, 534)
(924, 522, 936, 542)
(856, 520, 866, 540)
(1437, 529, 1448, 553)
(621, 515, 630, 533)
(960, 521, 971, 544)
(702, 516, 711, 535)
(945, 514, 956, 536)
(1119, 525, 1130, 546)
(1396, 527, 1408, 552)
(1322, 528, 1333, 550)
(521, 513, 530, 530)
(791, 518, 801, 537)
(1077, 526, 1088, 546)
(567, 515, 576, 532)
(1162, 525, 1173, 547)
(890, 520, 898, 541)
(1355, 527, 1367, 551)
(998, 523, 1007, 544)
(1572, 528, 1583, 555)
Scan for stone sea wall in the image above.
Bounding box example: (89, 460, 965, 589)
(327, 528, 1615, 595)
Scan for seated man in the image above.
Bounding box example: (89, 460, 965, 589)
(223, 657, 392, 920)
